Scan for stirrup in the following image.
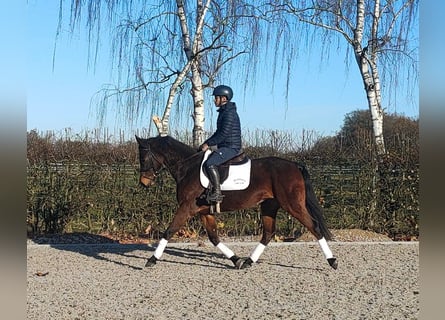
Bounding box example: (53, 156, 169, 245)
(207, 191, 224, 203)
(208, 191, 224, 214)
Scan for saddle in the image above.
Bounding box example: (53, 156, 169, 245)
(217, 152, 249, 182)
(200, 150, 251, 191)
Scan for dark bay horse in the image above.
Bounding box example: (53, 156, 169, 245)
(136, 135, 337, 270)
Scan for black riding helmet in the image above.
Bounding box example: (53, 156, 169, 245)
(212, 85, 233, 101)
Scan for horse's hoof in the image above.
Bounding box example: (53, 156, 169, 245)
(145, 255, 158, 267)
(230, 255, 243, 269)
(328, 257, 337, 270)
(239, 258, 253, 269)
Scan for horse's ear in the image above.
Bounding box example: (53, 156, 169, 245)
(135, 135, 142, 144)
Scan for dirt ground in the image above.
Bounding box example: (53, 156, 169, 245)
(27, 230, 419, 320)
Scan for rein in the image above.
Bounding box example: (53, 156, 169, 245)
(180, 150, 203, 165)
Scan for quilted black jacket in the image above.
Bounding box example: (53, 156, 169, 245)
(204, 102, 242, 152)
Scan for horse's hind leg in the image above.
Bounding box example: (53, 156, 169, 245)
(239, 199, 279, 269)
(200, 214, 242, 268)
(300, 207, 337, 269)
(281, 198, 337, 269)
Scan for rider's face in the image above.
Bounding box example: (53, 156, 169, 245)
(213, 96, 227, 107)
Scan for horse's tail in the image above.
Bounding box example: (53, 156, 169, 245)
(298, 163, 333, 240)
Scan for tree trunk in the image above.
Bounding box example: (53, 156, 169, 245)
(353, 0, 386, 157)
(152, 61, 192, 136)
(352, 0, 387, 228)
(177, 0, 209, 146)
(191, 80, 206, 147)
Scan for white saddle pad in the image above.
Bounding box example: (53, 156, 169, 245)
(200, 150, 251, 191)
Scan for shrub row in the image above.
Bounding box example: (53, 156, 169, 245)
(27, 123, 419, 240)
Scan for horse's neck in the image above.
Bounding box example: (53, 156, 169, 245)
(167, 151, 192, 167)
(168, 141, 194, 162)
(170, 151, 201, 183)
(163, 139, 196, 177)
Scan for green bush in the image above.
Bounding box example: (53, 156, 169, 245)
(27, 113, 419, 240)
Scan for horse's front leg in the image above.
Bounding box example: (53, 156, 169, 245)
(145, 205, 191, 267)
(200, 213, 243, 269)
(237, 199, 279, 269)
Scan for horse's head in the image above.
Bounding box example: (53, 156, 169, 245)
(135, 135, 165, 187)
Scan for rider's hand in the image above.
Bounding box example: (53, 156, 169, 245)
(199, 143, 209, 152)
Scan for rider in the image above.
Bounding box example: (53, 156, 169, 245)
(199, 85, 242, 204)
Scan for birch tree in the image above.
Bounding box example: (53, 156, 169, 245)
(59, 0, 264, 146)
(268, 0, 418, 157)
(265, 0, 418, 227)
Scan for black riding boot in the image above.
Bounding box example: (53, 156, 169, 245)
(206, 165, 224, 203)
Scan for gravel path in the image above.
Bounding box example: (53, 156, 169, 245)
(27, 240, 419, 320)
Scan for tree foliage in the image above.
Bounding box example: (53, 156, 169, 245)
(57, 0, 418, 154)
(59, 0, 268, 144)
(310, 110, 418, 165)
(267, 0, 419, 156)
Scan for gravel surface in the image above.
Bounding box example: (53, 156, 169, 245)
(27, 238, 419, 320)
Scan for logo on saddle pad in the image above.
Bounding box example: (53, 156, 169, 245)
(200, 150, 251, 191)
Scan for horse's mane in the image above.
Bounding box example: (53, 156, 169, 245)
(151, 135, 196, 158)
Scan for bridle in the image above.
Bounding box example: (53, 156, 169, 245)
(139, 145, 166, 179)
